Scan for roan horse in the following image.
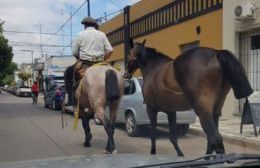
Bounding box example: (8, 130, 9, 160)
(124, 39, 253, 157)
(73, 64, 124, 154)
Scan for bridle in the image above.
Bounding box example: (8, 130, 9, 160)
(124, 55, 137, 79)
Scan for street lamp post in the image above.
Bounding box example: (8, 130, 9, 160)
(21, 50, 34, 84)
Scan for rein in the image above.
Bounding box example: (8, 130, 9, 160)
(73, 79, 82, 129)
(92, 61, 112, 67)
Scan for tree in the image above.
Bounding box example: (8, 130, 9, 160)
(18, 72, 31, 85)
(0, 23, 14, 85)
(4, 62, 17, 74)
(2, 75, 14, 85)
(0, 62, 17, 85)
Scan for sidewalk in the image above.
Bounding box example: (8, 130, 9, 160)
(189, 116, 260, 150)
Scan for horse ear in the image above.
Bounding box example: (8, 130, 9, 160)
(129, 38, 134, 49)
(142, 39, 147, 45)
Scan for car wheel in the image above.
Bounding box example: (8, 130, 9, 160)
(126, 113, 139, 137)
(176, 124, 190, 136)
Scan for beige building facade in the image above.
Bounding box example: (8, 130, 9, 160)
(223, 0, 260, 117)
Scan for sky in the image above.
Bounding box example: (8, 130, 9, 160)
(0, 0, 140, 65)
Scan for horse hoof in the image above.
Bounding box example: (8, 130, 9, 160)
(150, 149, 156, 155)
(204, 155, 211, 160)
(104, 150, 111, 154)
(84, 142, 91, 148)
(112, 149, 117, 154)
(178, 153, 184, 157)
(104, 149, 117, 154)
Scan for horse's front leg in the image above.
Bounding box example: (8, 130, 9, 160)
(81, 110, 93, 147)
(167, 112, 184, 157)
(147, 107, 158, 155)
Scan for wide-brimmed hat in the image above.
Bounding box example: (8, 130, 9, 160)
(81, 16, 97, 25)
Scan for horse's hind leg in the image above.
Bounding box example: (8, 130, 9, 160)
(147, 107, 158, 155)
(206, 83, 230, 155)
(195, 101, 224, 155)
(205, 110, 219, 155)
(104, 101, 118, 154)
(104, 116, 116, 154)
(167, 112, 184, 157)
(81, 110, 94, 147)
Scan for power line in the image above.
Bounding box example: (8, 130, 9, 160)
(46, 0, 88, 42)
(59, 8, 124, 53)
(59, 41, 73, 54)
(3, 30, 74, 36)
(10, 42, 71, 48)
(13, 50, 61, 54)
(96, 9, 123, 22)
(12, 44, 71, 48)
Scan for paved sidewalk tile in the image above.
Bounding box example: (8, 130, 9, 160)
(190, 116, 260, 150)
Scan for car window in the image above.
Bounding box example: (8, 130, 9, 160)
(124, 80, 131, 95)
(129, 81, 136, 94)
(124, 80, 136, 95)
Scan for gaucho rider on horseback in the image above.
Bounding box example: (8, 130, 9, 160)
(72, 16, 113, 90)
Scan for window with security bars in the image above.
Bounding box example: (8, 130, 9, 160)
(239, 31, 260, 92)
(251, 35, 260, 50)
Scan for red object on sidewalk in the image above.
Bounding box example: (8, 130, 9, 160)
(31, 84, 39, 92)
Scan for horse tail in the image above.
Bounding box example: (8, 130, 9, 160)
(216, 50, 253, 99)
(105, 69, 120, 102)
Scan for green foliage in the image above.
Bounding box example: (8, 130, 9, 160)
(18, 72, 31, 82)
(0, 24, 15, 86)
(2, 75, 14, 85)
(4, 62, 17, 74)
(0, 62, 17, 85)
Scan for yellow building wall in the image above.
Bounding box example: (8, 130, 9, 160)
(102, 9, 222, 62)
(135, 9, 223, 59)
(129, 0, 174, 22)
(100, 0, 223, 76)
(106, 43, 124, 62)
(100, 14, 124, 33)
(100, 0, 173, 33)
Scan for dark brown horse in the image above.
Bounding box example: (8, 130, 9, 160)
(124, 39, 253, 157)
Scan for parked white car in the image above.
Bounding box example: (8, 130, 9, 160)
(16, 86, 32, 97)
(116, 77, 196, 137)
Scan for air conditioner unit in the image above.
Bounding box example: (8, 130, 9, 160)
(234, 1, 256, 21)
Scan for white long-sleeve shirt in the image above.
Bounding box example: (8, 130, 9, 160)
(72, 27, 113, 61)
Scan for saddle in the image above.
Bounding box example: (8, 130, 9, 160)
(72, 60, 112, 92)
(74, 60, 111, 77)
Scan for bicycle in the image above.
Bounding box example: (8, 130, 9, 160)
(32, 92, 38, 106)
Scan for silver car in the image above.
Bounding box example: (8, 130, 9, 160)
(116, 77, 196, 137)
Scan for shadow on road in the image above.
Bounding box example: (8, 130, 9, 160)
(115, 124, 172, 139)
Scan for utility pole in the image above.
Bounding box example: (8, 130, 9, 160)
(39, 24, 43, 58)
(61, 10, 64, 56)
(70, 5, 73, 53)
(104, 12, 107, 22)
(87, 0, 90, 16)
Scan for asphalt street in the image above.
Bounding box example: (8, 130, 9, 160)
(0, 92, 258, 163)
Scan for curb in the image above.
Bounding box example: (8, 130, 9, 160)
(189, 126, 260, 150)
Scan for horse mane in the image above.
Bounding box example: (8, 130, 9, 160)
(145, 47, 172, 62)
